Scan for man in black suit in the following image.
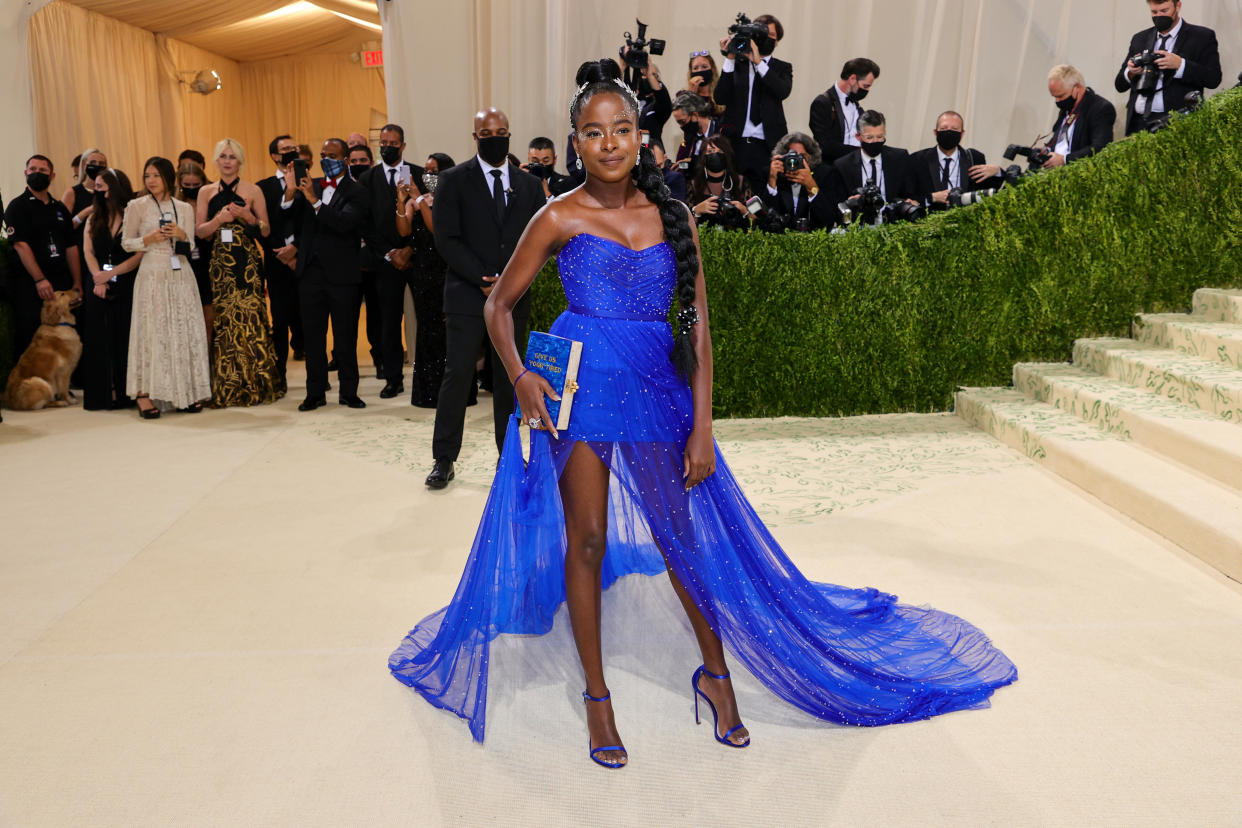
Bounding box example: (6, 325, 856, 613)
(256, 134, 304, 383)
(760, 132, 835, 230)
(713, 13, 792, 194)
(348, 143, 384, 379)
(522, 136, 573, 198)
(828, 110, 919, 222)
(357, 123, 427, 399)
(911, 111, 1005, 209)
(287, 138, 369, 411)
(1041, 65, 1116, 169)
(809, 58, 881, 164)
(1115, 0, 1221, 135)
(425, 107, 544, 489)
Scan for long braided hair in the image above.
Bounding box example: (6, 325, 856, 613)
(570, 59, 700, 382)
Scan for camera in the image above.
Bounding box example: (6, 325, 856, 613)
(1146, 90, 1205, 133)
(781, 151, 804, 173)
(1131, 50, 1162, 97)
(948, 186, 999, 208)
(840, 183, 886, 225)
(622, 19, 665, 70)
(1003, 143, 1054, 171)
(526, 162, 551, 180)
(726, 13, 770, 57)
(745, 195, 793, 233)
(883, 200, 925, 223)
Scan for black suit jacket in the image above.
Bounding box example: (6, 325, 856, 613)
(910, 146, 1001, 205)
(257, 174, 297, 256)
(808, 87, 861, 163)
(357, 161, 427, 268)
(1115, 21, 1222, 133)
(760, 163, 835, 229)
(1050, 88, 1117, 163)
(829, 147, 918, 210)
(289, 176, 367, 284)
(431, 157, 544, 317)
(713, 56, 792, 149)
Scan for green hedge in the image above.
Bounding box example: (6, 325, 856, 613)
(531, 88, 1242, 418)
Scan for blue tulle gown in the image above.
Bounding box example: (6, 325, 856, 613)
(390, 233, 1017, 742)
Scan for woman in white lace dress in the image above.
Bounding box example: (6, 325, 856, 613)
(123, 157, 212, 418)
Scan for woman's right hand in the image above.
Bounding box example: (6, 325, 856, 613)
(686, 75, 704, 91)
(515, 371, 560, 440)
(93, 284, 108, 299)
(694, 197, 720, 217)
(396, 182, 411, 206)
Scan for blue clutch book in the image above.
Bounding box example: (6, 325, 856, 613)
(524, 331, 583, 431)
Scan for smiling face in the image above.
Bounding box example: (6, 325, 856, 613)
(572, 91, 639, 184)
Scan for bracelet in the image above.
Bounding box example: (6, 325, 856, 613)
(34, 276, 47, 284)
(514, 369, 531, 388)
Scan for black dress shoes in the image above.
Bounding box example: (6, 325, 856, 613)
(375, 364, 384, 380)
(425, 459, 455, 489)
(298, 395, 327, 412)
(379, 381, 404, 399)
(339, 395, 367, 409)
(327, 358, 338, 372)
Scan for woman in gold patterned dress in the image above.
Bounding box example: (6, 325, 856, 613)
(196, 138, 285, 407)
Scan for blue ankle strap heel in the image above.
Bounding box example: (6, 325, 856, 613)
(582, 690, 628, 769)
(692, 666, 750, 748)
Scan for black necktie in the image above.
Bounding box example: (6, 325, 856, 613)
(490, 169, 505, 222)
(1158, 34, 1169, 52)
(868, 159, 878, 186)
(748, 62, 762, 126)
(389, 168, 397, 189)
(941, 157, 952, 188)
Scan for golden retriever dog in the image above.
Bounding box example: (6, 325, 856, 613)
(4, 289, 83, 410)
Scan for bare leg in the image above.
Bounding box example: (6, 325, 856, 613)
(559, 442, 626, 766)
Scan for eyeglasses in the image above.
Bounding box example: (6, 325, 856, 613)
(689, 50, 710, 58)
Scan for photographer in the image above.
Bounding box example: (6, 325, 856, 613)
(1115, 1, 1221, 135)
(687, 135, 752, 230)
(1043, 65, 1115, 168)
(681, 51, 724, 115)
(522, 137, 574, 198)
(761, 132, 835, 231)
(714, 13, 792, 194)
(648, 137, 688, 203)
(827, 110, 919, 222)
(809, 58, 881, 163)
(912, 111, 1004, 209)
(672, 91, 720, 167)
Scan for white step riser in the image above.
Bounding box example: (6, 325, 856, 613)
(1192, 288, 1242, 323)
(956, 389, 1242, 583)
(1013, 364, 1242, 493)
(1072, 339, 1242, 423)
(1133, 315, 1242, 370)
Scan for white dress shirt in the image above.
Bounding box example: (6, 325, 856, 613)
(380, 159, 407, 188)
(835, 83, 862, 147)
(1136, 18, 1189, 115)
(478, 154, 510, 206)
(934, 148, 961, 189)
(1054, 120, 1077, 158)
(722, 55, 773, 140)
(861, 152, 887, 200)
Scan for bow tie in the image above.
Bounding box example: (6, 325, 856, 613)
(322, 178, 339, 190)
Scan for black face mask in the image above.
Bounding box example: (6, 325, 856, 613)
(756, 36, 776, 57)
(26, 172, 50, 192)
(1153, 14, 1176, 32)
(1056, 94, 1077, 113)
(379, 146, 402, 166)
(181, 186, 201, 203)
(847, 86, 869, 105)
(691, 69, 714, 85)
(860, 140, 885, 158)
(94, 189, 108, 205)
(704, 153, 727, 174)
(84, 164, 105, 181)
(935, 130, 962, 151)
(681, 120, 699, 136)
(349, 164, 370, 179)
(477, 135, 510, 167)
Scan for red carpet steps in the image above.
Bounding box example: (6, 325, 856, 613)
(956, 288, 1242, 582)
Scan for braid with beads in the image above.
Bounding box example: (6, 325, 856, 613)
(570, 59, 700, 382)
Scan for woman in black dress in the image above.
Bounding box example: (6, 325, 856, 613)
(81, 168, 140, 410)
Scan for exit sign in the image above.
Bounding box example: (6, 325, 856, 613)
(363, 50, 383, 67)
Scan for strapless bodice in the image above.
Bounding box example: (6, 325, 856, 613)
(555, 233, 676, 322)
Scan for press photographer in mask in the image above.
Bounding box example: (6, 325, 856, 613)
(762, 132, 835, 231)
(1115, 0, 1221, 135)
(714, 13, 792, 194)
(827, 110, 919, 223)
(688, 135, 752, 230)
(810, 58, 880, 163)
(672, 91, 720, 169)
(1041, 65, 1115, 168)
(522, 137, 575, 198)
(911, 111, 1004, 209)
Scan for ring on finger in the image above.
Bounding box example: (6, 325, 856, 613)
(528, 416, 543, 429)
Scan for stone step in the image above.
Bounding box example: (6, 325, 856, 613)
(1192, 287, 1242, 323)
(1133, 313, 1242, 370)
(1013, 362, 1242, 492)
(1071, 337, 1242, 423)
(955, 387, 1242, 582)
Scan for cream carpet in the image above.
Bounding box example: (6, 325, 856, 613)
(2, 361, 1241, 827)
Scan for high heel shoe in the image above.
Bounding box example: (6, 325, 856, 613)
(582, 690, 627, 769)
(136, 395, 160, 420)
(692, 666, 750, 748)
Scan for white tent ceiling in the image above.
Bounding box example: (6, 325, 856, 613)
(65, 0, 380, 61)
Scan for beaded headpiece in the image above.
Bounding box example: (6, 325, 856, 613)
(569, 77, 637, 124)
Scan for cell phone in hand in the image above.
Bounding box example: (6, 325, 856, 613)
(292, 159, 309, 185)
(396, 165, 412, 186)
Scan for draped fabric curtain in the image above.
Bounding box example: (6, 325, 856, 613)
(22, 0, 386, 195)
(382, 0, 1242, 171)
(1, 0, 56, 203)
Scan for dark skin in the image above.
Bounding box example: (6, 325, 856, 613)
(483, 92, 748, 766)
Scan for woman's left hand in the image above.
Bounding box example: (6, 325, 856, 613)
(93, 284, 108, 299)
(683, 427, 715, 490)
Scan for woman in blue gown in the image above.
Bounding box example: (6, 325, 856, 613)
(389, 60, 1017, 768)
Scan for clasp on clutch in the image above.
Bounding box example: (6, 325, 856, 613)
(565, 380, 579, 393)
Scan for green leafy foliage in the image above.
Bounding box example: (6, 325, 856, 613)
(531, 90, 1242, 418)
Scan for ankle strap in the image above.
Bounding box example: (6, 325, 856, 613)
(582, 689, 611, 703)
(700, 666, 730, 680)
